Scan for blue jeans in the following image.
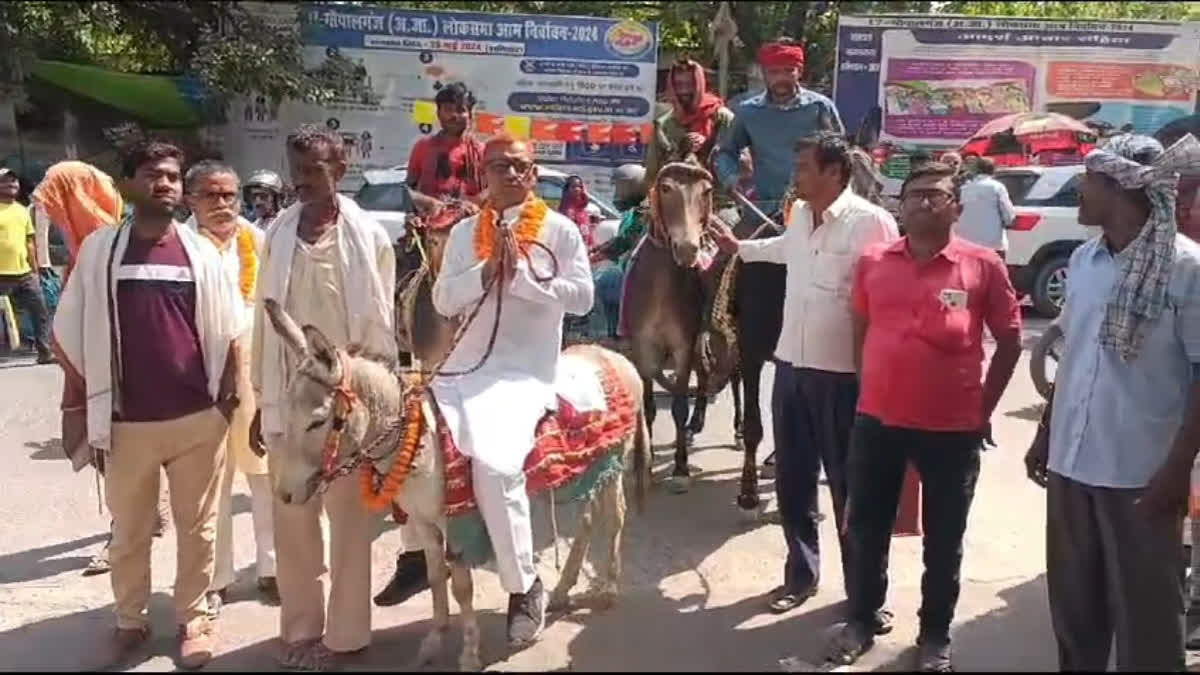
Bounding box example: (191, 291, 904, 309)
(593, 262, 623, 338)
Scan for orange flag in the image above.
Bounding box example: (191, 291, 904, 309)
(475, 112, 503, 135)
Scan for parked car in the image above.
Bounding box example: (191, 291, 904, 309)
(356, 166, 622, 246)
(994, 164, 1091, 317)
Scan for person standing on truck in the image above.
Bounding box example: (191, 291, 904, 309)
(956, 158, 1016, 261)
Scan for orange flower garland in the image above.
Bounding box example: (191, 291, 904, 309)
(201, 224, 259, 302)
(360, 392, 426, 512)
(473, 198, 548, 263)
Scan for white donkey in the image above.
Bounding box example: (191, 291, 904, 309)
(261, 299, 651, 671)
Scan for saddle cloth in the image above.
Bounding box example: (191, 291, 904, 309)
(392, 352, 637, 523)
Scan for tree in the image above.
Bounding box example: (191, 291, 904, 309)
(0, 2, 373, 112)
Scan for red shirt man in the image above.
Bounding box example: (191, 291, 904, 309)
(406, 82, 484, 202)
(828, 162, 1022, 672)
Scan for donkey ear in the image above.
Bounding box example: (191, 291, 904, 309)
(301, 325, 339, 373)
(855, 106, 883, 150)
(263, 298, 308, 357)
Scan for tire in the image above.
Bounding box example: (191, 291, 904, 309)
(1030, 322, 1064, 402)
(1032, 255, 1070, 318)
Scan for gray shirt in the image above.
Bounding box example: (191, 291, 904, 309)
(956, 176, 1015, 252)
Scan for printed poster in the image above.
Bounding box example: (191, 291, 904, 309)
(835, 15, 1200, 193)
(224, 3, 659, 203)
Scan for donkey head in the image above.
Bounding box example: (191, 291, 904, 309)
(261, 298, 380, 504)
(653, 161, 713, 267)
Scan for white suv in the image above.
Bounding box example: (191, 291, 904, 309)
(994, 165, 1094, 317)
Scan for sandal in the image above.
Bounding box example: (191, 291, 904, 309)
(83, 549, 111, 576)
(826, 621, 874, 666)
(767, 585, 817, 614)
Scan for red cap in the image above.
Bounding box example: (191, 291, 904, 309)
(757, 42, 805, 69)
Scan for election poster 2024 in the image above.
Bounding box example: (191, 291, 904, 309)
(224, 3, 658, 204)
(834, 15, 1200, 193)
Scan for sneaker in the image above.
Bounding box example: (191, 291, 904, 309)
(506, 576, 546, 649)
(177, 620, 216, 670)
(373, 551, 429, 607)
(103, 626, 149, 670)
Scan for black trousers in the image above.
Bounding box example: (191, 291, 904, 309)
(0, 272, 50, 356)
(1047, 472, 1184, 671)
(771, 364, 859, 594)
(845, 414, 982, 642)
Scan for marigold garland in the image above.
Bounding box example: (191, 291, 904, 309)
(201, 224, 259, 302)
(360, 392, 426, 512)
(473, 198, 548, 263)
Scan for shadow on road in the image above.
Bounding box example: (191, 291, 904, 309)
(26, 437, 64, 461)
(0, 532, 109, 584)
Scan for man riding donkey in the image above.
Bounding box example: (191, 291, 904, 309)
(251, 124, 405, 670)
(646, 58, 734, 185)
(376, 81, 487, 610)
(422, 133, 594, 648)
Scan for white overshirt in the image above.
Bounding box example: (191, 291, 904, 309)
(210, 223, 264, 338)
(956, 175, 1016, 252)
(430, 202, 594, 474)
(737, 187, 899, 373)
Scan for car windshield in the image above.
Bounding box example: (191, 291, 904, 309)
(353, 182, 414, 212)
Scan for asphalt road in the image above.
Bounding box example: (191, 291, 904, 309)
(0, 314, 1190, 672)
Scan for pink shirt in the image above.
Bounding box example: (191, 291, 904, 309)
(852, 236, 1021, 431)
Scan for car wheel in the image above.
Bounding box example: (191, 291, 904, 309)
(1032, 255, 1069, 318)
(1030, 322, 1063, 402)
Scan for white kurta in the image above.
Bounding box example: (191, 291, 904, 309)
(430, 202, 594, 476)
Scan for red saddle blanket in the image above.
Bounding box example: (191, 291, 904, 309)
(392, 355, 638, 522)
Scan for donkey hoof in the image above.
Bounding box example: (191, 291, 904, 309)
(736, 495, 765, 522)
(414, 630, 444, 667)
(458, 653, 483, 672)
(667, 474, 691, 494)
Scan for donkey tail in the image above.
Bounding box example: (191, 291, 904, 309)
(632, 405, 652, 516)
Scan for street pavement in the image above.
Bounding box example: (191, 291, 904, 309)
(0, 314, 1192, 671)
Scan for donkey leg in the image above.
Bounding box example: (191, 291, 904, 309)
(450, 558, 481, 672)
(642, 376, 657, 444)
(739, 359, 766, 509)
(686, 394, 708, 438)
(593, 475, 628, 610)
(668, 391, 692, 494)
(548, 498, 595, 612)
(731, 371, 745, 445)
(414, 524, 450, 667)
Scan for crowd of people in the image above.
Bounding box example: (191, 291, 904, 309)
(0, 28, 1198, 674)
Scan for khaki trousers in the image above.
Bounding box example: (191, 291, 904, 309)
(107, 406, 228, 631)
(267, 434, 372, 652)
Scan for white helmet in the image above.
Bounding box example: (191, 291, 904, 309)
(245, 170, 283, 193)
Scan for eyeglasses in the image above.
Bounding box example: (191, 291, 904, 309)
(900, 189, 954, 208)
(484, 158, 534, 175)
(197, 190, 239, 204)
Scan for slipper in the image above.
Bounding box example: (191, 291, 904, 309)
(83, 551, 111, 577)
(826, 621, 874, 666)
(767, 585, 817, 614)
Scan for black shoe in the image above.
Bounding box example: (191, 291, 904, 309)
(373, 551, 429, 607)
(507, 577, 545, 650)
(205, 589, 226, 620)
(872, 608, 895, 635)
(916, 634, 953, 672)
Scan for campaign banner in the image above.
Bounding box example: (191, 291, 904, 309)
(223, 3, 658, 203)
(835, 15, 1200, 190)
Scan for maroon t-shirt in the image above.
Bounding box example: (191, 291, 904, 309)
(114, 228, 213, 422)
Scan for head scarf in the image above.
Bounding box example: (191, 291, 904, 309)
(31, 161, 123, 268)
(558, 175, 595, 246)
(667, 59, 725, 140)
(757, 42, 805, 70)
(1084, 132, 1200, 361)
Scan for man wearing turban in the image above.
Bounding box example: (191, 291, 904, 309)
(646, 58, 734, 182)
(713, 38, 844, 220)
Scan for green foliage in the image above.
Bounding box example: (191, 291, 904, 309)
(2, 0, 1197, 105)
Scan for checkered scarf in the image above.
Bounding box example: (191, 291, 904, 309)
(1086, 133, 1200, 361)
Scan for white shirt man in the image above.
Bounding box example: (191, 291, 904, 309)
(715, 132, 899, 618)
(431, 136, 593, 648)
(956, 162, 1016, 256)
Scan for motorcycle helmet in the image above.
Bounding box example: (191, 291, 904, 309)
(244, 169, 284, 194)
